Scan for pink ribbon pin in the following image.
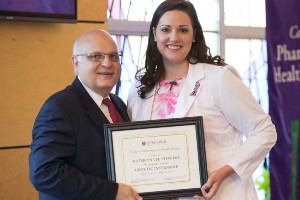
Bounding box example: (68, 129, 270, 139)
(190, 81, 200, 96)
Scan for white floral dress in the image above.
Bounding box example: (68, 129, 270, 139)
(151, 76, 186, 120)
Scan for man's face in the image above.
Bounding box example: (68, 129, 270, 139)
(72, 31, 121, 97)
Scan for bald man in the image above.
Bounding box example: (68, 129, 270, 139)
(29, 29, 142, 200)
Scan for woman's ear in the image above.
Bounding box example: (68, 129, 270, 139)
(153, 27, 157, 42)
(193, 28, 197, 42)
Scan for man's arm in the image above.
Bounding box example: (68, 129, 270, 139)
(29, 99, 118, 200)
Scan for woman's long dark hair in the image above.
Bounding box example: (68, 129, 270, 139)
(136, 0, 225, 98)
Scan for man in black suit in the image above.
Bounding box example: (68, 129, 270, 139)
(29, 29, 142, 200)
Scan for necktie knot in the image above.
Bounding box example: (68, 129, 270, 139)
(102, 98, 114, 107)
(102, 98, 123, 123)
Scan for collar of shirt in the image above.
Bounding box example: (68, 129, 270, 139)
(78, 76, 108, 106)
(78, 77, 112, 122)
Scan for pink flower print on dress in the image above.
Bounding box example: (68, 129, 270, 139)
(190, 81, 200, 96)
(166, 101, 175, 115)
(157, 109, 166, 118)
(156, 92, 178, 115)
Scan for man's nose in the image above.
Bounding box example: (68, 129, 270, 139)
(101, 55, 112, 68)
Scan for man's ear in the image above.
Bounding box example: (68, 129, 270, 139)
(71, 56, 78, 66)
(71, 56, 79, 75)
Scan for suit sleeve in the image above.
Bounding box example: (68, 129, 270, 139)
(29, 99, 118, 200)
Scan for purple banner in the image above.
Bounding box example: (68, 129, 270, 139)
(266, 0, 300, 199)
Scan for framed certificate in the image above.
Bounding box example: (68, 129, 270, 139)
(103, 116, 208, 199)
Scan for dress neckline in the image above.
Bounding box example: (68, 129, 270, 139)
(159, 75, 187, 91)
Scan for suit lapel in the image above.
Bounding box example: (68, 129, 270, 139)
(174, 63, 205, 118)
(72, 78, 109, 131)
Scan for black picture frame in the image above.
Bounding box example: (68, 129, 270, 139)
(104, 116, 208, 200)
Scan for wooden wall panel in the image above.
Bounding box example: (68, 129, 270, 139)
(0, 1, 109, 199)
(0, 148, 36, 200)
(0, 21, 108, 147)
(77, 0, 107, 22)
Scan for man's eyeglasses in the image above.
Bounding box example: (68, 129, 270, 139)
(73, 52, 122, 62)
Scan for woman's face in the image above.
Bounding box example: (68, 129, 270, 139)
(153, 10, 195, 67)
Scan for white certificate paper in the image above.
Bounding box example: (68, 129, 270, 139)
(112, 125, 201, 193)
(123, 133, 189, 185)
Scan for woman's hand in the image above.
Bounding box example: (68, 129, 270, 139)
(194, 165, 235, 200)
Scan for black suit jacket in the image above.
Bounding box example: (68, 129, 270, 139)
(29, 77, 130, 200)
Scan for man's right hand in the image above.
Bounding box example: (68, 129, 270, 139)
(116, 183, 143, 200)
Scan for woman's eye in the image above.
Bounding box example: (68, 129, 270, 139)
(161, 28, 170, 32)
(179, 28, 189, 33)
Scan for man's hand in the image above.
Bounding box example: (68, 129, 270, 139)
(116, 183, 143, 200)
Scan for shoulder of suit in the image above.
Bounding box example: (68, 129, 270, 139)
(191, 63, 241, 80)
(45, 84, 76, 105)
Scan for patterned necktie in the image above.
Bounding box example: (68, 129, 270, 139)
(102, 98, 124, 123)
